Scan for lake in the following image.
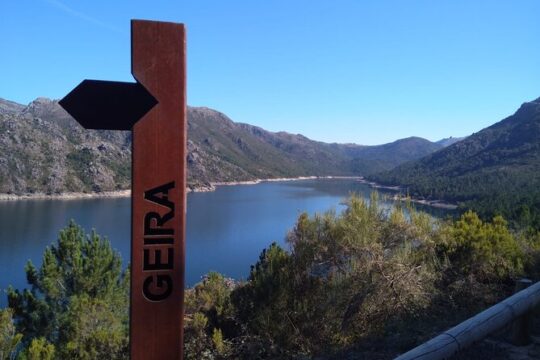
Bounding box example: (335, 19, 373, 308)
(0, 178, 448, 307)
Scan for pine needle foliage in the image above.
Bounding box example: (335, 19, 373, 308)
(7, 220, 129, 359)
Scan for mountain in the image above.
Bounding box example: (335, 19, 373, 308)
(0, 97, 445, 195)
(369, 97, 540, 226)
(343, 136, 443, 175)
(0, 97, 132, 194)
(0, 98, 25, 115)
(188, 108, 444, 187)
(435, 136, 466, 147)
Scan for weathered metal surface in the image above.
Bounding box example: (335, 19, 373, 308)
(395, 280, 540, 360)
(130, 20, 186, 360)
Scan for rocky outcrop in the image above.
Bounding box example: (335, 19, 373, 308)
(0, 97, 445, 195)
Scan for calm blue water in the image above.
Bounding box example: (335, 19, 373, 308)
(0, 179, 447, 307)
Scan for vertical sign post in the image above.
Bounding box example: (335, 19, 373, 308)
(59, 20, 186, 360)
(130, 20, 186, 360)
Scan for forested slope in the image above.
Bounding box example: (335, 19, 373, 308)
(369, 97, 540, 227)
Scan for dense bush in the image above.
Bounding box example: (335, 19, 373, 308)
(232, 195, 439, 356)
(184, 272, 237, 359)
(439, 211, 524, 281)
(227, 195, 538, 357)
(17, 338, 55, 360)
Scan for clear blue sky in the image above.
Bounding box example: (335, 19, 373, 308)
(1, 1, 539, 145)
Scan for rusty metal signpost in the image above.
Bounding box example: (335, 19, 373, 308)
(59, 20, 186, 360)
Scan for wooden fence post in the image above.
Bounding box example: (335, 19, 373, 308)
(511, 278, 533, 346)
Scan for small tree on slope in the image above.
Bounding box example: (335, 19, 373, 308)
(7, 220, 129, 359)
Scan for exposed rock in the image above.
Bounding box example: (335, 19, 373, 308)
(0, 97, 445, 195)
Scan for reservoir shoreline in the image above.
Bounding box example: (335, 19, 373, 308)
(0, 176, 362, 201)
(0, 176, 458, 210)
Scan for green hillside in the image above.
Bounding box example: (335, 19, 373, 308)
(187, 107, 444, 187)
(369, 97, 540, 227)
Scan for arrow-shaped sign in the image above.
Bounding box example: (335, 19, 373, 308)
(59, 79, 158, 130)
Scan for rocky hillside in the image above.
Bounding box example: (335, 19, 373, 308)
(0, 97, 446, 195)
(0, 98, 131, 194)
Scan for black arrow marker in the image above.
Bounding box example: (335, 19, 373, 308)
(59, 79, 158, 130)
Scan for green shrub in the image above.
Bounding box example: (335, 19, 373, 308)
(211, 328, 228, 355)
(0, 308, 22, 360)
(440, 210, 524, 281)
(232, 243, 296, 348)
(184, 273, 236, 359)
(18, 337, 55, 360)
(232, 195, 438, 356)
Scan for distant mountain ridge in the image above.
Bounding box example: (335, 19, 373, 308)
(435, 136, 465, 147)
(188, 107, 445, 186)
(369, 97, 540, 225)
(0, 98, 25, 114)
(0, 97, 446, 195)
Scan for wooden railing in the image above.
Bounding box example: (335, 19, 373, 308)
(395, 279, 540, 360)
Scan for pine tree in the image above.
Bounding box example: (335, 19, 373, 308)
(7, 220, 129, 359)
